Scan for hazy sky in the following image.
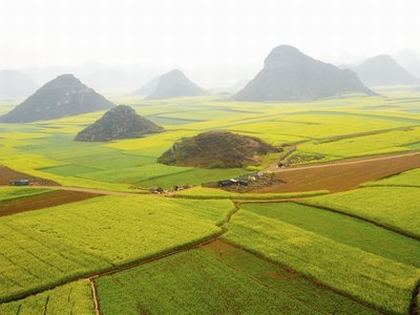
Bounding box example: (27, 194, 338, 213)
(1, 0, 419, 69)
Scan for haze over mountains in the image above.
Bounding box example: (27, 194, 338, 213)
(0, 70, 38, 99)
(353, 55, 419, 87)
(0, 74, 114, 123)
(1, 45, 420, 105)
(235, 45, 374, 101)
(394, 50, 420, 78)
(141, 70, 205, 100)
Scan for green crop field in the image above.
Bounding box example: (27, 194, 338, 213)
(365, 168, 420, 187)
(0, 194, 233, 302)
(0, 92, 419, 314)
(2, 3, 420, 313)
(0, 280, 94, 315)
(95, 244, 376, 315)
(303, 186, 420, 239)
(241, 202, 420, 267)
(224, 208, 420, 314)
(0, 94, 420, 190)
(0, 187, 55, 202)
(173, 186, 329, 200)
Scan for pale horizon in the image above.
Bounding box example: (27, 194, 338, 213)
(1, 0, 420, 88)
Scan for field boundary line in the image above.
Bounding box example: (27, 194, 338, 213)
(363, 184, 420, 189)
(0, 231, 225, 305)
(295, 200, 420, 241)
(219, 238, 385, 314)
(316, 124, 420, 144)
(87, 231, 224, 281)
(410, 280, 420, 315)
(87, 200, 240, 280)
(88, 278, 100, 315)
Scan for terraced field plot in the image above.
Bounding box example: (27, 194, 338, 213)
(303, 186, 420, 238)
(0, 280, 94, 315)
(296, 126, 420, 162)
(95, 241, 377, 315)
(224, 206, 420, 314)
(0, 194, 233, 302)
(366, 167, 420, 187)
(0, 187, 54, 202)
(257, 152, 420, 193)
(0, 188, 99, 217)
(241, 202, 420, 267)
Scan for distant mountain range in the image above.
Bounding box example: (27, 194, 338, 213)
(0, 70, 38, 99)
(235, 45, 374, 101)
(394, 49, 420, 78)
(352, 55, 419, 87)
(0, 74, 114, 123)
(135, 69, 205, 99)
(132, 77, 159, 96)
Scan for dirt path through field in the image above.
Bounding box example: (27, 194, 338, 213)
(0, 190, 100, 217)
(258, 151, 420, 193)
(269, 151, 420, 172)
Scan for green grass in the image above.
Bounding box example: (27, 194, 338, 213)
(364, 168, 420, 187)
(0, 194, 234, 302)
(0, 280, 94, 315)
(296, 126, 420, 163)
(241, 202, 420, 267)
(302, 186, 420, 239)
(174, 186, 329, 200)
(79, 163, 193, 184)
(41, 164, 101, 176)
(224, 209, 420, 314)
(0, 187, 55, 202)
(95, 245, 376, 315)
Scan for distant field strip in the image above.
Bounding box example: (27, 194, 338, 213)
(173, 186, 328, 200)
(95, 242, 377, 315)
(0, 195, 233, 302)
(296, 126, 420, 162)
(0, 187, 55, 202)
(364, 168, 420, 187)
(224, 209, 420, 314)
(302, 186, 420, 239)
(0, 189, 99, 217)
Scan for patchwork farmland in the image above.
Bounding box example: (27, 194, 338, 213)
(0, 92, 419, 315)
